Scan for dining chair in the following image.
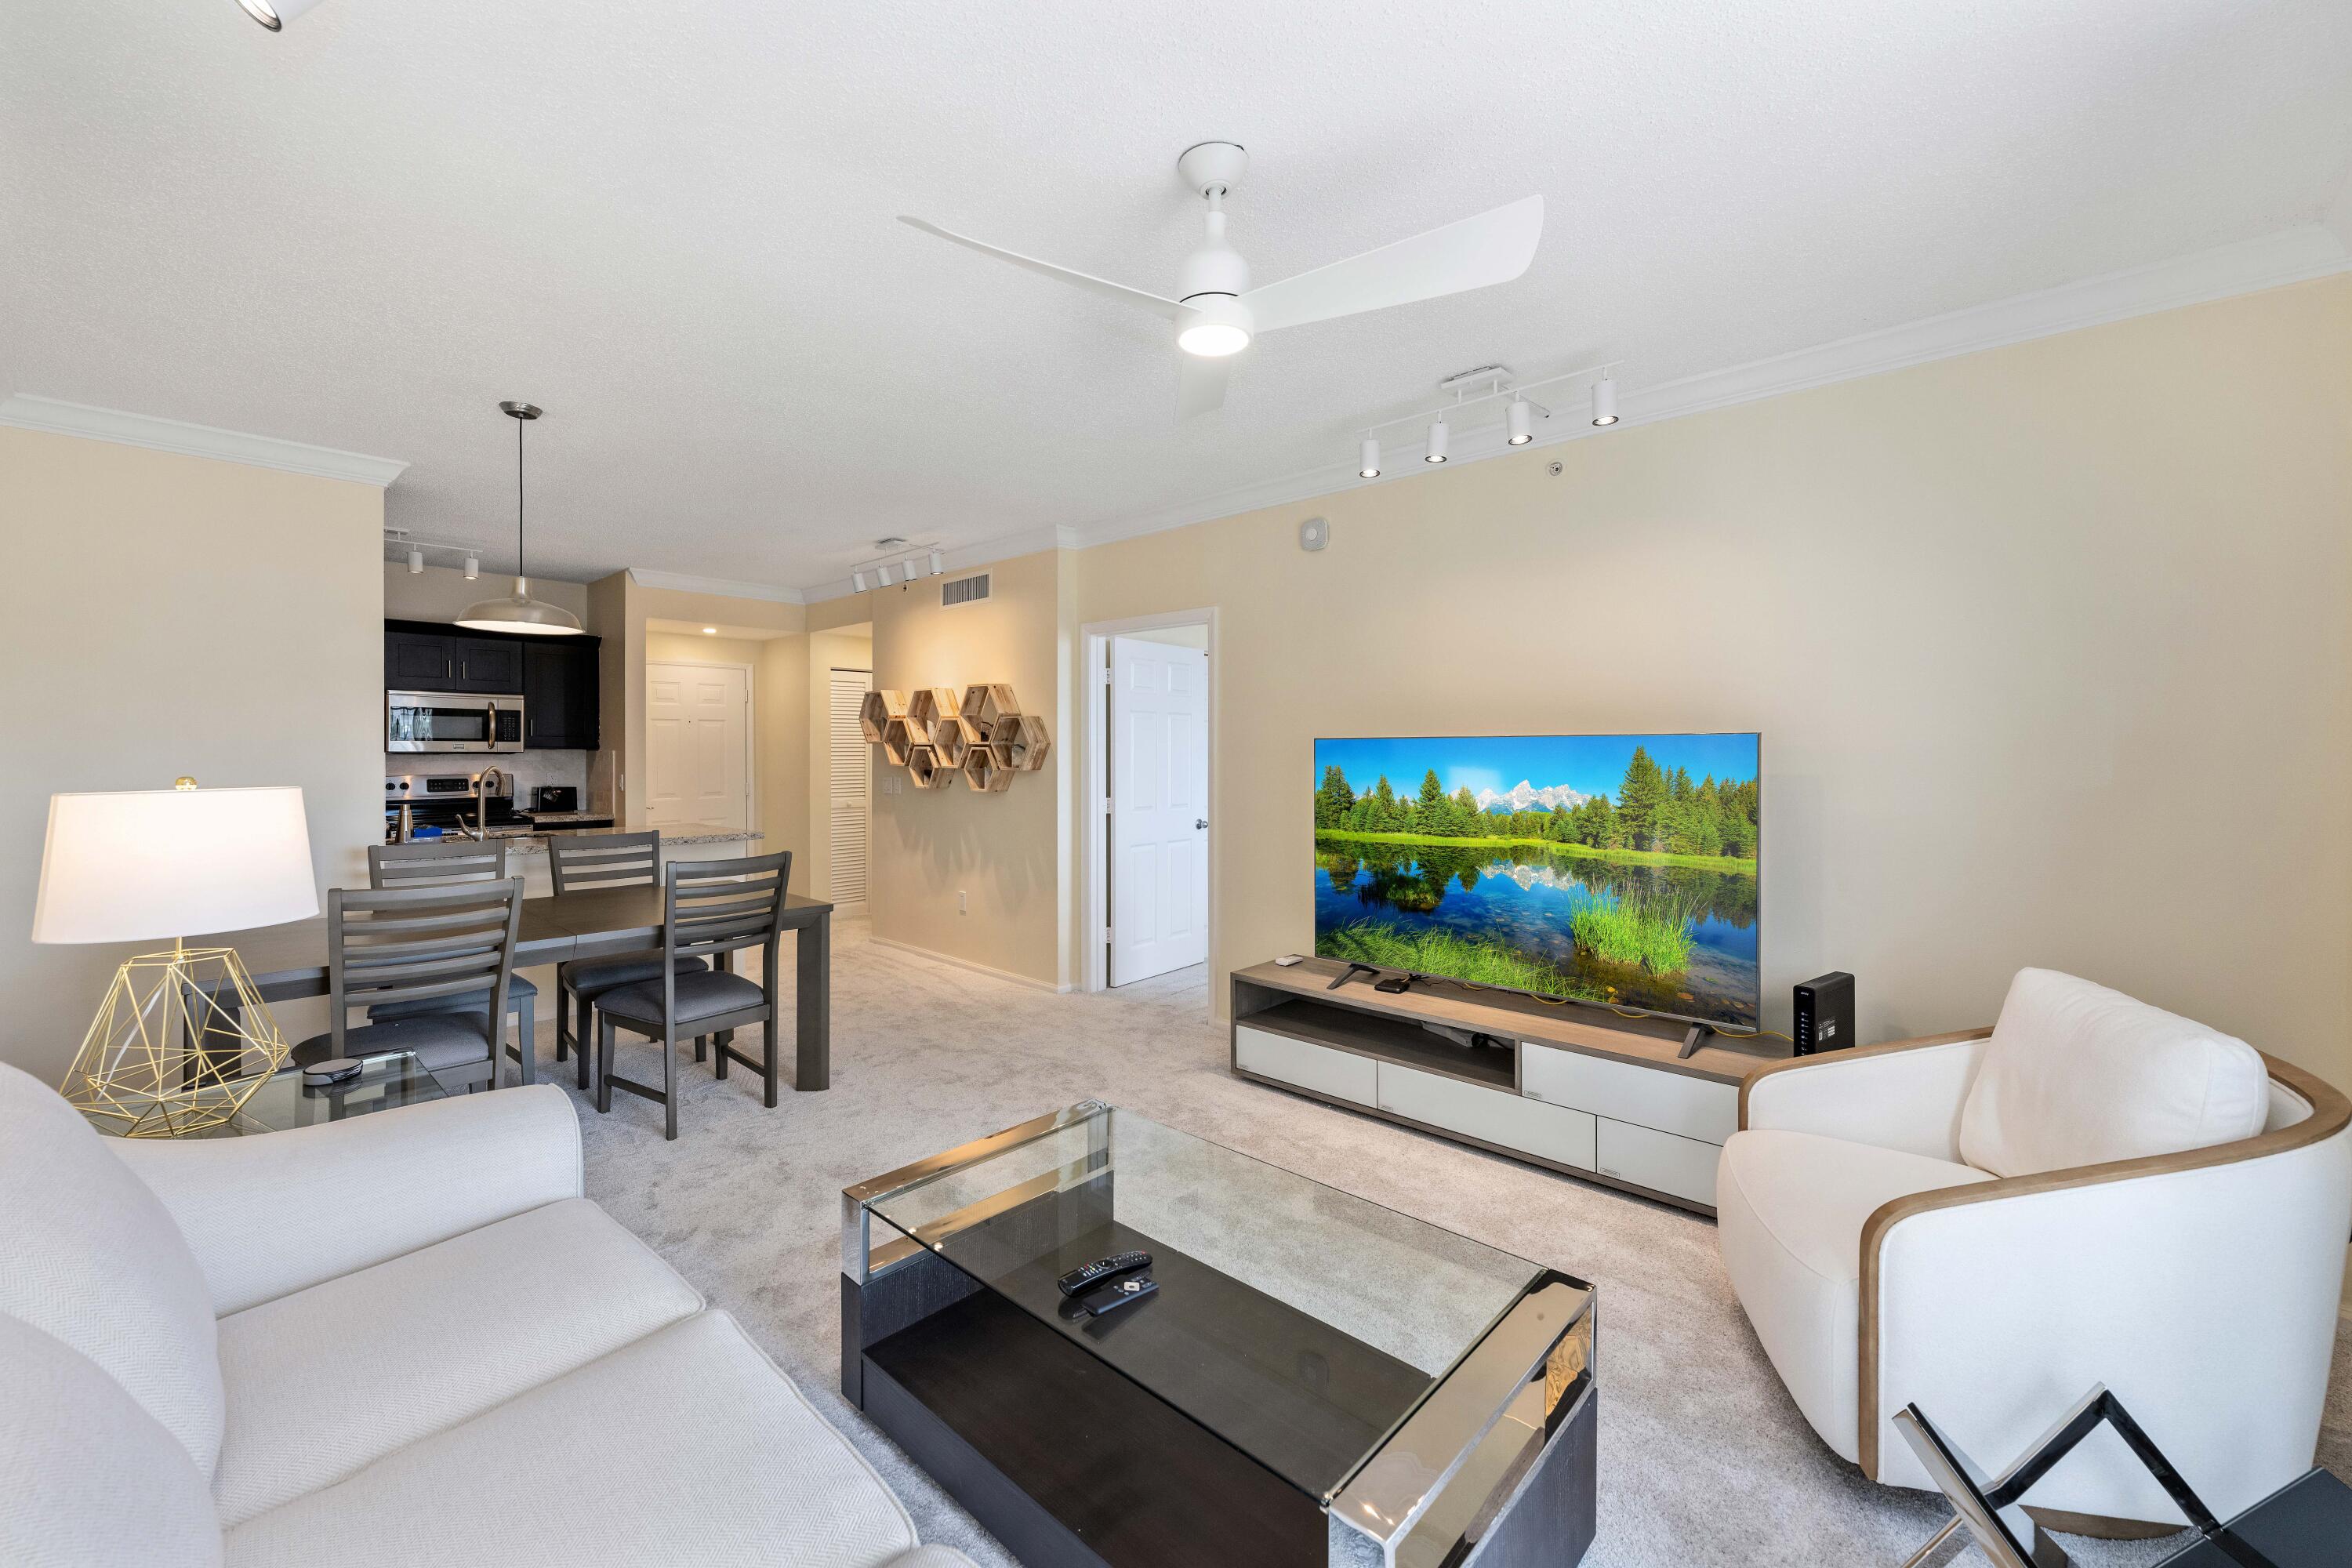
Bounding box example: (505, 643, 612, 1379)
(594, 851, 792, 1140)
(362, 839, 539, 1086)
(291, 878, 524, 1097)
(546, 832, 710, 1092)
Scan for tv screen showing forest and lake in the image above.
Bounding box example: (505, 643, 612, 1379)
(1313, 733, 1761, 1029)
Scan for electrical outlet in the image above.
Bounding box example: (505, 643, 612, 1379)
(957, 891, 967, 915)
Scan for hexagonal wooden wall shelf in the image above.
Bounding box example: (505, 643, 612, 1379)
(906, 686, 960, 731)
(859, 688, 908, 743)
(930, 714, 982, 768)
(905, 744, 949, 789)
(960, 746, 1012, 793)
(880, 713, 920, 768)
(961, 684, 1019, 734)
(997, 713, 1052, 771)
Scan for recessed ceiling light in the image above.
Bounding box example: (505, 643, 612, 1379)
(1425, 418, 1450, 463)
(702, 626, 717, 636)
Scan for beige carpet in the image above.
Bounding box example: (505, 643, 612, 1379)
(535, 920, 2350, 1567)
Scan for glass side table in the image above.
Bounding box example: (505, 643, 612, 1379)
(84, 1051, 446, 1139)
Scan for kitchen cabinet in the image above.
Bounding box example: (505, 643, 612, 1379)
(385, 622, 525, 695)
(522, 637, 601, 750)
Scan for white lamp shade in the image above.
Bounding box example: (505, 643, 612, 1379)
(32, 786, 317, 945)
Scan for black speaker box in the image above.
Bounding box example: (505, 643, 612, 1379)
(1793, 972, 1854, 1055)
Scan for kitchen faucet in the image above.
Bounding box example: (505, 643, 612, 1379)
(469, 767, 507, 842)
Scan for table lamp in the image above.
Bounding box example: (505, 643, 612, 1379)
(33, 780, 318, 1136)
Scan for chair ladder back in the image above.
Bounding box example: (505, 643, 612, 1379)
(662, 852, 792, 971)
(368, 839, 513, 888)
(327, 880, 524, 1055)
(547, 831, 664, 894)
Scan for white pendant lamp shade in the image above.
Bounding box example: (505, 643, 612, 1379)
(1425, 417, 1450, 463)
(1359, 437, 1381, 478)
(458, 401, 582, 635)
(237, 0, 328, 29)
(34, 786, 316, 945)
(1507, 397, 1534, 445)
(1591, 375, 1618, 426)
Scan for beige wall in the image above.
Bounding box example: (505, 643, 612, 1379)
(1066, 276, 2352, 1089)
(868, 552, 1070, 985)
(384, 561, 589, 625)
(1, 429, 386, 1083)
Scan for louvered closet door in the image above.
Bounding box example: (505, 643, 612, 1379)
(828, 669, 872, 907)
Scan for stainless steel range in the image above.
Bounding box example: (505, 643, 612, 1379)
(384, 772, 532, 844)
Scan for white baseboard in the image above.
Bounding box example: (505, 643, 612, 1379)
(865, 935, 1071, 993)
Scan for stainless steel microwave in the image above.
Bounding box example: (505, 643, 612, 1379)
(387, 691, 524, 753)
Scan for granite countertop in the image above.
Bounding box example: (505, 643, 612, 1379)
(504, 822, 763, 854)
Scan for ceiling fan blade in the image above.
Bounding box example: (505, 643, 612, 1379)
(1176, 354, 1229, 419)
(898, 216, 1191, 321)
(1240, 194, 1544, 335)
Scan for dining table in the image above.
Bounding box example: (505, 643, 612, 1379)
(170, 885, 834, 1091)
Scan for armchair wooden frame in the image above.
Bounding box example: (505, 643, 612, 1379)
(1738, 1030, 2352, 1509)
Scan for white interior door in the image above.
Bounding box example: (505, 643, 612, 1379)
(827, 668, 871, 909)
(646, 662, 750, 832)
(1109, 636, 1209, 985)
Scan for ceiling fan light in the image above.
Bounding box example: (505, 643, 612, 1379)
(1359, 437, 1381, 479)
(1425, 418, 1450, 463)
(1507, 397, 1534, 445)
(1592, 375, 1618, 427)
(1176, 295, 1253, 358)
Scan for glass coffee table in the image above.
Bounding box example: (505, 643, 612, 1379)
(83, 1050, 446, 1139)
(842, 1102, 1596, 1568)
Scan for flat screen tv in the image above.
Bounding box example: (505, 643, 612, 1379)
(1312, 733, 1761, 1031)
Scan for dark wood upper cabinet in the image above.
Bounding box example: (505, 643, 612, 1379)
(522, 637, 601, 750)
(385, 628, 460, 689)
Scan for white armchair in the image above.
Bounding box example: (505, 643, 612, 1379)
(1716, 971, 2352, 1531)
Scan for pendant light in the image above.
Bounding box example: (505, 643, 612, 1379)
(458, 402, 583, 637)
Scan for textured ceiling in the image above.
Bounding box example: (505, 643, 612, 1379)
(5, 2, 2350, 590)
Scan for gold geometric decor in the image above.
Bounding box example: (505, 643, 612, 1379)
(64, 942, 288, 1137)
(862, 684, 1049, 795)
(32, 781, 317, 1138)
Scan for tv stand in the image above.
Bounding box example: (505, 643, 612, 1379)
(1230, 956, 1787, 1214)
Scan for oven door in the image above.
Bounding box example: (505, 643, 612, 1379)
(388, 692, 499, 752)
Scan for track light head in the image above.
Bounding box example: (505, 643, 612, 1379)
(904, 555, 923, 580)
(463, 554, 479, 580)
(1507, 397, 1534, 445)
(1425, 418, 1450, 463)
(877, 564, 895, 587)
(406, 546, 423, 575)
(852, 569, 868, 592)
(1592, 375, 1618, 427)
(930, 547, 946, 575)
(1358, 437, 1381, 478)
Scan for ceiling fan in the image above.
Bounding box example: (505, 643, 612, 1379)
(900, 142, 1544, 419)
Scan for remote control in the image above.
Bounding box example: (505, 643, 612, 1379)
(1082, 1275, 1158, 1318)
(1056, 1250, 1152, 1297)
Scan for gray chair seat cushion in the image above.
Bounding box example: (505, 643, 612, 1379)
(597, 970, 768, 1030)
(368, 973, 536, 1024)
(293, 1014, 497, 1074)
(558, 953, 707, 1000)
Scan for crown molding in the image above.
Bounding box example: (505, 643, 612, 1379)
(1033, 224, 2352, 557)
(627, 567, 804, 604)
(0, 394, 409, 487)
(798, 524, 1078, 603)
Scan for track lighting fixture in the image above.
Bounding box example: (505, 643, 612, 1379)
(463, 554, 479, 580)
(1591, 375, 1617, 427)
(1348, 360, 1621, 474)
(930, 547, 946, 575)
(236, 0, 327, 30)
(853, 569, 869, 593)
(407, 547, 423, 575)
(1506, 397, 1534, 445)
(878, 564, 895, 587)
(904, 556, 923, 581)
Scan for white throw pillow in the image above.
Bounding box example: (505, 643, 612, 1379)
(1958, 969, 2270, 1178)
(0, 1062, 225, 1478)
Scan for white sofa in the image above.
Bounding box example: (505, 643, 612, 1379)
(1717, 969, 2352, 1529)
(0, 1062, 975, 1568)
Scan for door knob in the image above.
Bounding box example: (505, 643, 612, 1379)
(1196, 818, 1207, 829)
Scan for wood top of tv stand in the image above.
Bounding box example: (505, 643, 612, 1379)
(1232, 956, 1788, 1086)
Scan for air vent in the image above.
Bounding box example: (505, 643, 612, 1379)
(942, 572, 990, 608)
